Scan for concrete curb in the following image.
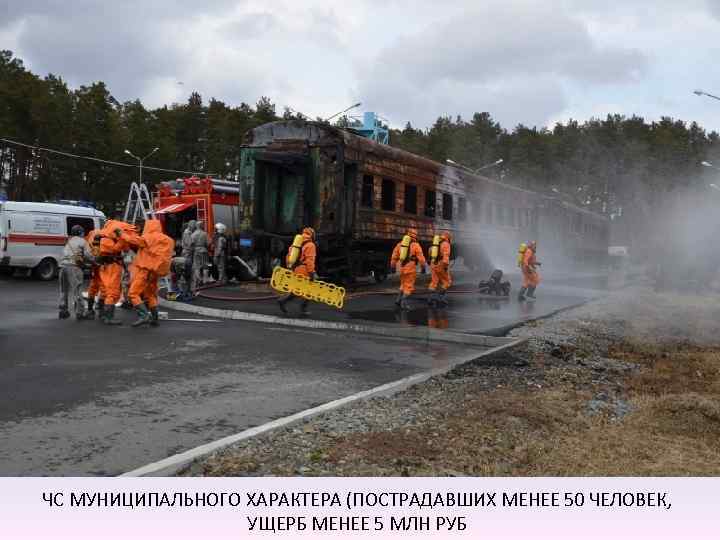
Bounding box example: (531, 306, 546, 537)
(159, 298, 513, 348)
(121, 335, 527, 477)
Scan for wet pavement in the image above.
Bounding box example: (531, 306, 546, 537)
(0, 276, 482, 476)
(190, 272, 605, 335)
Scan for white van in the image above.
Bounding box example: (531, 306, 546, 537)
(0, 201, 106, 280)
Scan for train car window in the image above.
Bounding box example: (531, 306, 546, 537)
(404, 184, 417, 214)
(472, 200, 482, 222)
(458, 197, 467, 221)
(381, 178, 396, 211)
(485, 202, 493, 224)
(425, 190, 436, 218)
(442, 193, 453, 221)
(361, 175, 374, 208)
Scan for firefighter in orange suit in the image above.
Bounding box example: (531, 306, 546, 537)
(518, 240, 541, 301)
(428, 231, 452, 307)
(390, 228, 427, 310)
(85, 227, 104, 319)
(117, 219, 175, 327)
(97, 219, 137, 325)
(278, 227, 317, 316)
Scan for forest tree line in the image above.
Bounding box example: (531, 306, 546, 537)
(3, 49, 720, 244)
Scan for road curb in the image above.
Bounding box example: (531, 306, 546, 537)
(159, 298, 513, 348)
(121, 335, 527, 477)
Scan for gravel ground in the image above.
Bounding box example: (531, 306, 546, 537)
(186, 285, 720, 476)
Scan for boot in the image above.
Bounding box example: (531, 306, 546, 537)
(58, 306, 70, 319)
(299, 299, 311, 317)
(427, 291, 438, 307)
(438, 289, 448, 306)
(86, 298, 96, 320)
(400, 294, 410, 311)
(527, 286, 536, 300)
(394, 292, 403, 306)
(102, 304, 123, 325)
(95, 299, 105, 321)
(149, 307, 160, 327)
(277, 294, 293, 314)
(518, 287, 527, 302)
(132, 303, 151, 327)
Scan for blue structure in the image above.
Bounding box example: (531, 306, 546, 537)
(354, 112, 389, 145)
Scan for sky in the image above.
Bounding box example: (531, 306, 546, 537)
(3, 0, 720, 132)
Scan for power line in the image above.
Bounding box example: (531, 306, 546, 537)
(0, 137, 216, 176)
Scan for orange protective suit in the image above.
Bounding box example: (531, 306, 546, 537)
(86, 229, 104, 300)
(522, 244, 540, 288)
(98, 220, 136, 305)
(429, 232, 452, 291)
(286, 228, 317, 278)
(121, 220, 175, 309)
(390, 230, 427, 296)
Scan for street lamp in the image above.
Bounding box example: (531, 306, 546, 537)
(446, 158, 504, 174)
(325, 102, 362, 123)
(124, 147, 159, 185)
(694, 89, 720, 102)
(702, 160, 716, 168)
(710, 183, 720, 192)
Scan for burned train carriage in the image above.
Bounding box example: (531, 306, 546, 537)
(236, 120, 609, 281)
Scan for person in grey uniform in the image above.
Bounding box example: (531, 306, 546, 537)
(181, 220, 196, 296)
(190, 220, 209, 294)
(59, 225, 95, 320)
(213, 222, 228, 284)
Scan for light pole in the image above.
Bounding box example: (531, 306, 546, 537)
(325, 102, 362, 123)
(710, 183, 720, 193)
(694, 89, 720, 102)
(446, 158, 504, 174)
(124, 147, 159, 185)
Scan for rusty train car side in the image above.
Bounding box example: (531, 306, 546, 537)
(236, 120, 609, 280)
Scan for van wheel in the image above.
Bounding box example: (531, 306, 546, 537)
(373, 269, 388, 283)
(34, 258, 58, 281)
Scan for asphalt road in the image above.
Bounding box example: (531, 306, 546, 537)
(0, 276, 482, 476)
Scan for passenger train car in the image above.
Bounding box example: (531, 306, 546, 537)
(227, 119, 608, 281)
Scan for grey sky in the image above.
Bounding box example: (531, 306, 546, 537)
(2, 0, 720, 131)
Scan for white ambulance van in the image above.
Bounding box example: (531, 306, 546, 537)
(0, 201, 106, 280)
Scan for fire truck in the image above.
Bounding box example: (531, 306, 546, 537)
(152, 176, 255, 279)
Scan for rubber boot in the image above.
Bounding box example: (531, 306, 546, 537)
(527, 286, 536, 300)
(277, 294, 293, 314)
(299, 299, 311, 317)
(95, 299, 105, 322)
(427, 291, 438, 307)
(58, 306, 70, 319)
(518, 287, 527, 302)
(132, 303, 151, 327)
(149, 307, 160, 327)
(102, 305, 123, 325)
(395, 292, 403, 307)
(438, 289, 448, 306)
(86, 298, 96, 320)
(400, 294, 410, 311)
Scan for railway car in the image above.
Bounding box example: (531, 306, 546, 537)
(227, 119, 608, 281)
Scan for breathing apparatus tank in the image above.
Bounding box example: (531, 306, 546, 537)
(429, 235, 441, 264)
(287, 234, 304, 268)
(398, 234, 412, 263)
(517, 242, 527, 268)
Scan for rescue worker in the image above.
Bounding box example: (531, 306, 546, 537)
(213, 222, 228, 285)
(190, 220, 209, 294)
(390, 228, 427, 310)
(98, 217, 137, 325)
(181, 220, 196, 298)
(85, 226, 104, 319)
(58, 225, 94, 320)
(518, 240, 541, 302)
(428, 231, 452, 307)
(277, 227, 317, 316)
(116, 219, 175, 327)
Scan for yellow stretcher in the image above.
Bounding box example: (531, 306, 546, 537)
(270, 266, 346, 309)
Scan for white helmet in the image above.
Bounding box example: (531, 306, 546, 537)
(215, 223, 226, 234)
